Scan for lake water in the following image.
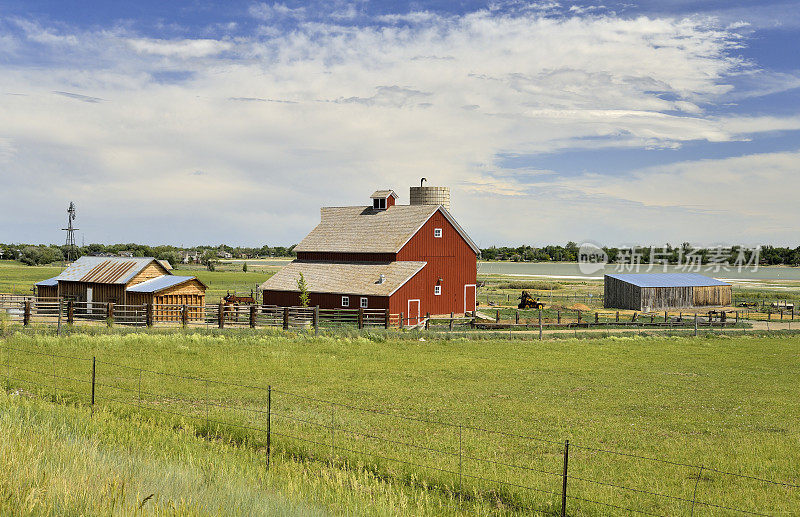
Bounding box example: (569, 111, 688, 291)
(478, 262, 800, 281)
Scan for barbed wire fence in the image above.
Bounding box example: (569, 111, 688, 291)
(1, 343, 798, 515)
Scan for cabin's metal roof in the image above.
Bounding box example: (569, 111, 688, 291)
(35, 276, 59, 287)
(55, 256, 161, 284)
(605, 273, 730, 288)
(259, 260, 426, 296)
(126, 275, 199, 293)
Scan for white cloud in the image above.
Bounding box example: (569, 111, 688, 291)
(127, 38, 233, 58)
(248, 2, 307, 21)
(0, 9, 796, 245)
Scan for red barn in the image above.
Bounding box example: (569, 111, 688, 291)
(260, 188, 479, 321)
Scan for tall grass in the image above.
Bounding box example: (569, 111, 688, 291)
(0, 390, 494, 516)
(1, 330, 799, 515)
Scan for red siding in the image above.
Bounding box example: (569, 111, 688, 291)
(263, 290, 388, 310)
(392, 210, 477, 316)
(297, 252, 395, 262)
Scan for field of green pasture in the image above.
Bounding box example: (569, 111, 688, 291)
(0, 389, 471, 516)
(2, 328, 799, 515)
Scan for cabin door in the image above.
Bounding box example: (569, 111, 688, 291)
(407, 299, 420, 326)
(464, 284, 476, 315)
(86, 287, 93, 314)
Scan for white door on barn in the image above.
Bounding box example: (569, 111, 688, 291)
(86, 287, 93, 314)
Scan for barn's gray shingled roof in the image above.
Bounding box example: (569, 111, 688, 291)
(55, 256, 164, 285)
(605, 273, 730, 288)
(259, 260, 426, 296)
(35, 276, 59, 287)
(294, 205, 480, 254)
(370, 190, 397, 199)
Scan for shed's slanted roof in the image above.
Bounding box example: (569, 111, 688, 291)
(260, 260, 426, 296)
(605, 273, 730, 288)
(56, 256, 165, 285)
(36, 276, 59, 287)
(126, 275, 201, 293)
(370, 190, 398, 199)
(294, 205, 480, 254)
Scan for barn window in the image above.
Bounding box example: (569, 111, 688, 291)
(434, 285, 441, 295)
(360, 297, 368, 308)
(434, 228, 442, 238)
(373, 198, 386, 209)
(342, 296, 349, 307)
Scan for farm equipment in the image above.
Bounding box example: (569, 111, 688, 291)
(518, 291, 545, 310)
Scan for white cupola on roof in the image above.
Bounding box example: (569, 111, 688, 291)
(369, 189, 398, 210)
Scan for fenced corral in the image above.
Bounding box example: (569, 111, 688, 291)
(0, 295, 391, 331)
(2, 342, 798, 516)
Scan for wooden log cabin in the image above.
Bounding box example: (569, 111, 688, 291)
(35, 256, 206, 320)
(604, 273, 732, 311)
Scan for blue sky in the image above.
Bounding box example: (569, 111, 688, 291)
(0, 1, 798, 248)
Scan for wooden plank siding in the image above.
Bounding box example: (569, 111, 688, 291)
(393, 210, 477, 316)
(605, 276, 733, 311)
(129, 261, 170, 285)
(36, 285, 58, 299)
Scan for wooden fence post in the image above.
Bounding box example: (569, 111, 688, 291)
(495, 309, 500, 323)
(67, 300, 74, 325)
(217, 302, 225, 328)
(594, 312, 599, 324)
(577, 310, 581, 324)
(515, 310, 519, 324)
(694, 313, 698, 337)
(632, 312, 637, 322)
(425, 312, 430, 330)
(107, 302, 114, 325)
(358, 307, 364, 330)
(615, 311, 619, 323)
(538, 308, 542, 340)
(181, 304, 188, 328)
(450, 311, 454, 331)
(283, 307, 289, 330)
(146, 303, 154, 327)
(384, 308, 389, 330)
(664, 311, 668, 322)
(400, 312, 404, 329)
(249, 304, 256, 328)
(557, 310, 561, 325)
(23, 301, 31, 326)
(315, 306, 320, 334)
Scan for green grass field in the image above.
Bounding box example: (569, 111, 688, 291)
(2, 328, 799, 515)
(0, 389, 474, 516)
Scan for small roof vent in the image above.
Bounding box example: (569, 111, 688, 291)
(377, 273, 386, 284)
(370, 189, 397, 210)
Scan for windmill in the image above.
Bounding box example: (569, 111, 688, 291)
(62, 202, 79, 263)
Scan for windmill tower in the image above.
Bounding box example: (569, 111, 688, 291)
(62, 202, 79, 263)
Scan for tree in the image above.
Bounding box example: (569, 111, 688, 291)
(242, 262, 248, 272)
(297, 272, 309, 307)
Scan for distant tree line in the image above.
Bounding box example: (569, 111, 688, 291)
(0, 243, 297, 266)
(480, 242, 800, 266)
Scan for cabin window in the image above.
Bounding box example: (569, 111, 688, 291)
(360, 297, 368, 308)
(342, 296, 349, 307)
(434, 228, 442, 238)
(434, 285, 441, 296)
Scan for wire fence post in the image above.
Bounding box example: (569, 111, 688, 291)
(691, 465, 704, 516)
(52, 352, 56, 400)
(330, 402, 335, 463)
(90, 356, 96, 415)
(459, 424, 463, 505)
(138, 369, 142, 409)
(538, 308, 543, 340)
(266, 385, 271, 472)
(205, 379, 210, 432)
(561, 439, 569, 517)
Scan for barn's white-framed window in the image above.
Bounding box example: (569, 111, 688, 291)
(434, 228, 442, 238)
(434, 285, 441, 296)
(360, 297, 368, 308)
(341, 296, 349, 307)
